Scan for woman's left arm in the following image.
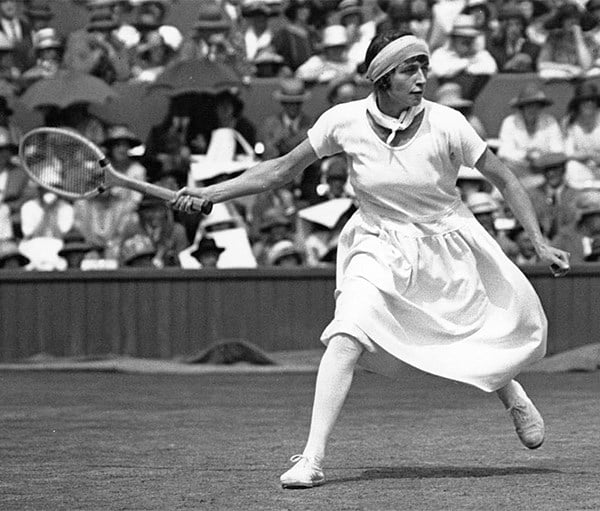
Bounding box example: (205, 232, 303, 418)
(475, 148, 571, 273)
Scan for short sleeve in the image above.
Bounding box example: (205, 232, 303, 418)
(449, 110, 487, 168)
(307, 106, 344, 159)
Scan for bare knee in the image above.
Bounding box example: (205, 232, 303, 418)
(323, 334, 364, 368)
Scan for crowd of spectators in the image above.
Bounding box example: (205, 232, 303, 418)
(1, 0, 600, 270)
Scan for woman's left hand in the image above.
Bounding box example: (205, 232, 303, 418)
(535, 242, 571, 277)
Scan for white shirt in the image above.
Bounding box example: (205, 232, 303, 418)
(430, 44, 498, 78)
(1, 17, 21, 43)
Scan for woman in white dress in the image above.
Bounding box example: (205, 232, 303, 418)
(172, 31, 570, 489)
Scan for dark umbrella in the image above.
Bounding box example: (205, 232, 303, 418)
(148, 60, 241, 96)
(20, 70, 118, 110)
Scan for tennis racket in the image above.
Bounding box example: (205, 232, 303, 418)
(18, 127, 213, 214)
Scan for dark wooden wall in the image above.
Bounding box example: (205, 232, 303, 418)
(1, 266, 599, 361)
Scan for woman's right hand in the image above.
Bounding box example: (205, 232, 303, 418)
(171, 187, 209, 213)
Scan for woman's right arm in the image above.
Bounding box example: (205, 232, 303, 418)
(172, 139, 319, 212)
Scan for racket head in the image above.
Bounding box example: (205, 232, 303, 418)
(19, 127, 109, 201)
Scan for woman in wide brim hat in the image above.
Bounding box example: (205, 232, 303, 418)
(103, 125, 142, 148)
(566, 81, 600, 115)
(509, 83, 552, 108)
(272, 77, 311, 102)
(543, 3, 598, 32)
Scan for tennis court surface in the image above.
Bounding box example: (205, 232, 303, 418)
(1, 366, 598, 510)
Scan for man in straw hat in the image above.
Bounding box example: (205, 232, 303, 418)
(173, 29, 569, 488)
(430, 14, 497, 80)
(497, 82, 564, 188)
(296, 24, 356, 83)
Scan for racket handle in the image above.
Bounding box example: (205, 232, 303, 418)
(193, 198, 213, 214)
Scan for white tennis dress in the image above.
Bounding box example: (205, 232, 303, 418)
(308, 99, 547, 392)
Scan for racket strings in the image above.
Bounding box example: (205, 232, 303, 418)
(21, 131, 105, 196)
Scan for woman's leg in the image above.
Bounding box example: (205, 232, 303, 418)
(496, 379, 545, 449)
(280, 334, 364, 488)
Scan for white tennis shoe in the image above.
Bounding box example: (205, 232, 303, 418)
(507, 392, 545, 449)
(280, 454, 325, 489)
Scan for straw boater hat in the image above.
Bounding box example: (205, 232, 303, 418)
(509, 83, 552, 108)
(241, 0, 272, 17)
(266, 239, 303, 265)
(273, 78, 311, 103)
(450, 14, 481, 38)
(192, 2, 232, 33)
(104, 125, 142, 148)
(0, 239, 30, 268)
(121, 233, 156, 265)
(338, 0, 364, 20)
(435, 82, 473, 109)
(190, 236, 225, 260)
(33, 28, 63, 51)
(321, 25, 350, 48)
(530, 152, 568, 173)
(87, 8, 119, 31)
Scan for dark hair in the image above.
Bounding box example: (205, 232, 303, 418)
(364, 30, 422, 91)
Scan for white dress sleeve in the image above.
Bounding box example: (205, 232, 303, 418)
(307, 106, 345, 158)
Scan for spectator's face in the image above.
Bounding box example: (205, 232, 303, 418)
(269, 224, 291, 241)
(0, 1, 17, 20)
(561, 15, 579, 31)
(128, 254, 156, 268)
(578, 99, 598, 118)
(64, 252, 87, 269)
(216, 98, 235, 126)
(39, 48, 61, 63)
(198, 251, 219, 268)
(297, 6, 311, 23)
(468, 6, 487, 28)
(520, 103, 542, 124)
(327, 176, 346, 197)
(452, 36, 476, 57)
(282, 101, 302, 118)
(543, 166, 565, 188)
(110, 140, 130, 162)
(276, 254, 302, 267)
(517, 0, 533, 20)
(249, 13, 268, 32)
(411, 0, 430, 18)
(0, 147, 11, 165)
(1, 256, 23, 269)
(505, 18, 524, 39)
(514, 231, 536, 259)
(140, 207, 167, 230)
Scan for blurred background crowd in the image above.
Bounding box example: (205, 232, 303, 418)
(1, 0, 600, 270)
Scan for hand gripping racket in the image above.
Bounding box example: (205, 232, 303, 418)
(18, 127, 213, 214)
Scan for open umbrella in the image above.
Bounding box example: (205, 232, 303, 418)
(20, 70, 118, 110)
(149, 60, 242, 96)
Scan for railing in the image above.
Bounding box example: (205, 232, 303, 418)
(1, 266, 599, 361)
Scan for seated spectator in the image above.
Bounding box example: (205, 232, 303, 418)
(57, 102, 106, 147)
(58, 227, 97, 270)
(564, 81, 600, 188)
(426, 0, 468, 51)
(256, 77, 316, 210)
(296, 25, 356, 84)
(0, 127, 34, 237)
(21, 28, 64, 86)
(487, 3, 541, 73)
(506, 223, 541, 265)
(190, 236, 225, 268)
(460, 0, 494, 48)
(62, 6, 131, 84)
(266, 238, 304, 266)
(0, 38, 20, 94)
(240, 0, 277, 63)
(20, 186, 74, 241)
(87, 0, 140, 51)
(434, 81, 487, 139)
(466, 191, 517, 255)
(430, 14, 497, 85)
(24, 0, 55, 33)
(337, 0, 375, 69)
(130, 30, 176, 83)
(253, 207, 295, 265)
(122, 195, 188, 268)
(103, 124, 146, 210)
(214, 89, 257, 152)
(0, 0, 34, 72)
(537, 3, 600, 81)
(497, 83, 564, 187)
(252, 50, 291, 78)
(553, 188, 600, 263)
(272, 0, 314, 72)
(132, 0, 182, 53)
(517, 0, 552, 47)
(527, 152, 580, 241)
(316, 155, 352, 200)
(0, 93, 21, 150)
(0, 238, 29, 269)
(376, 0, 412, 36)
(405, 0, 434, 46)
(584, 236, 600, 262)
(326, 74, 361, 105)
(74, 188, 132, 262)
(120, 232, 157, 268)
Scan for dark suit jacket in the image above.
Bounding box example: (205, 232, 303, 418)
(0, 16, 34, 72)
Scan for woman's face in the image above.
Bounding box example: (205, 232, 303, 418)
(385, 56, 429, 110)
(578, 99, 598, 117)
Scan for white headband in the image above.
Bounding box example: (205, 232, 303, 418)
(365, 36, 430, 83)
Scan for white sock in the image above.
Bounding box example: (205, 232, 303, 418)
(301, 335, 363, 467)
(496, 380, 526, 409)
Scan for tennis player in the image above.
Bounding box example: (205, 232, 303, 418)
(173, 31, 570, 489)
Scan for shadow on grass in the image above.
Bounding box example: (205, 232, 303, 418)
(333, 465, 561, 484)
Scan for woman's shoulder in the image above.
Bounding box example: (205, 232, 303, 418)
(425, 100, 468, 127)
(318, 97, 369, 123)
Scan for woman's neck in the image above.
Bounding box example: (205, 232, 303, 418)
(376, 92, 409, 118)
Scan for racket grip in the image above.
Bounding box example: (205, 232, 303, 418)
(192, 198, 213, 214)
